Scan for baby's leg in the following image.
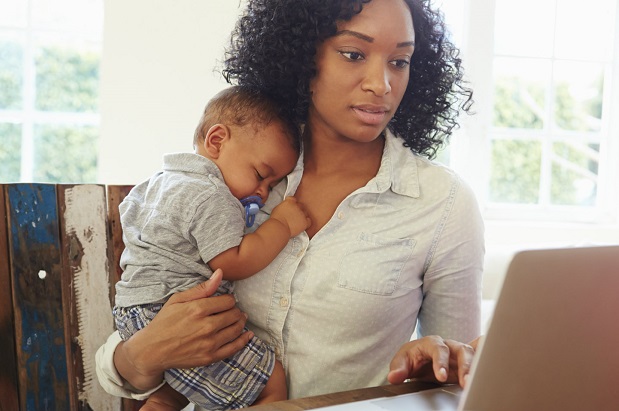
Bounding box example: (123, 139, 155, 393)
(252, 359, 287, 405)
(140, 383, 189, 411)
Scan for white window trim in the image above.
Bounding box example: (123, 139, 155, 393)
(0, 1, 102, 183)
(451, 0, 619, 226)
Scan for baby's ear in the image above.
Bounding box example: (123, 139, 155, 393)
(204, 124, 230, 158)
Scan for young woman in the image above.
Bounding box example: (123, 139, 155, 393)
(96, 0, 483, 406)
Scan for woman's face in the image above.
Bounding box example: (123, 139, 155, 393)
(308, 0, 415, 143)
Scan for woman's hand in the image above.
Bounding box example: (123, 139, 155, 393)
(388, 335, 480, 388)
(113, 269, 253, 390)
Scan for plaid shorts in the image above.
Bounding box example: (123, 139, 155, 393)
(113, 303, 275, 410)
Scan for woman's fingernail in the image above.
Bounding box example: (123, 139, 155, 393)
(439, 367, 447, 380)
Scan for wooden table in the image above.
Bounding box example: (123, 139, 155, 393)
(251, 381, 443, 410)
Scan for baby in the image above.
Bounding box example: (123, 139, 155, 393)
(113, 86, 310, 410)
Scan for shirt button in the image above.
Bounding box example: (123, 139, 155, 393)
(275, 347, 281, 357)
(337, 211, 345, 219)
(296, 248, 304, 257)
(279, 297, 289, 307)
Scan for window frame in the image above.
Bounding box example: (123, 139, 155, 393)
(448, 0, 619, 225)
(0, 0, 102, 183)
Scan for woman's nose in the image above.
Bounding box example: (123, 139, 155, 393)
(361, 61, 391, 96)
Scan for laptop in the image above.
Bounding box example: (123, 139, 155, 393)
(313, 245, 619, 411)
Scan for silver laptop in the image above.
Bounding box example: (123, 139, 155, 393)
(313, 245, 619, 411)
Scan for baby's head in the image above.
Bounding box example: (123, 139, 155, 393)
(194, 86, 300, 203)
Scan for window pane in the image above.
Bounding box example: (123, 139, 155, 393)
(551, 142, 599, 206)
(490, 139, 542, 204)
(553, 61, 605, 132)
(0, 36, 23, 109)
(555, 0, 616, 61)
(34, 36, 100, 112)
(493, 58, 549, 129)
(31, 0, 103, 34)
(494, 0, 555, 57)
(33, 124, 98, 183)
(0, 0, 27, 28)
(0, 123, 22, 181)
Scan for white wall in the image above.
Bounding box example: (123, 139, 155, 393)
(98, 0, 242, 184)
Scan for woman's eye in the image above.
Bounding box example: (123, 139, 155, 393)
(340, 51, 364, 61)
(391, 59, 411, 69)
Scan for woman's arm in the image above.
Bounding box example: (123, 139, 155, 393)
(388, 177, 484, 388)
(95, 270, 253, 396)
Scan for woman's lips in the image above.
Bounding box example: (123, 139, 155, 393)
(352, 106, 388, 125)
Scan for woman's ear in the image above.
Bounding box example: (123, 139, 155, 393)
(204, 124, 230, 158)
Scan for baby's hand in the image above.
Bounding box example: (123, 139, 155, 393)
(270, 197, 311, 237)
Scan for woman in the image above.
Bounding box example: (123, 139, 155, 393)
(96, 0, 483, 405)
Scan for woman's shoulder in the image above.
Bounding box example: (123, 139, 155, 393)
(386, 133, 459, 185)
(387, 133, 478, 208)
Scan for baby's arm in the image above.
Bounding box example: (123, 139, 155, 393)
(209, 197, 310, 281)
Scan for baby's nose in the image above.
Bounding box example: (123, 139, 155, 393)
(255, 185, 268, 202)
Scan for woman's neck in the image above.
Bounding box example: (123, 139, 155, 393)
(302, 129, 385, 178)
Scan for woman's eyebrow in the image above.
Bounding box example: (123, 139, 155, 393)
(335, 29, 374, 43)
(335, 30, 415, 48)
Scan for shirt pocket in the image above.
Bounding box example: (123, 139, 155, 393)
(337, 232, 415, 295)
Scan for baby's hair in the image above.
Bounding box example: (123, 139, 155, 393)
(193, 85, 300, 152)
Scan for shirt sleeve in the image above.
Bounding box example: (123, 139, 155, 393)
(417, 176, 485, 343)
(94, 331, 165, 401)
(189, 186, 245, 265)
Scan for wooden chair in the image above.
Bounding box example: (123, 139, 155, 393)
(1, 183, 138, 411)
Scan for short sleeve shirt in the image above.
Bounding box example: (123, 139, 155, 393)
(115, 153, 245, 307)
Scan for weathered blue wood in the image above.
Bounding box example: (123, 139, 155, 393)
(6, 183, 70, 411)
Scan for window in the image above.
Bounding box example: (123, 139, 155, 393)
(0, 0, 103, 183)
(442, 0, 619, 224)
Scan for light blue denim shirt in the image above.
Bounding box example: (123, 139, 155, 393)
(235, 130, 484, 399)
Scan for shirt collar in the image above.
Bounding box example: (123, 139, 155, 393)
(162, 153, 224, 181)
(283, 129, 420, 199)
(370, 130, 420, 198)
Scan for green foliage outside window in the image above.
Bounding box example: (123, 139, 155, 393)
(493, 76, 544, 130)
(33, 124, 98, 183)
(35, 46, 100, 113)
(551, 142, 599, 206)
(490, 139, 541, 204)
(491, 73, 603, 206)
(0, 41, 22, 109)
(0, 123, 22, 182)
(0, 41, 100, 183)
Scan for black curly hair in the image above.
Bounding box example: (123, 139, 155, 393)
(222, 0, 473, 159)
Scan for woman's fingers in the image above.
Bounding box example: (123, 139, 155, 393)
(444, 339, 475, 387)
(387, 335, 478, 387)
(124, 285, 247, 373)
(166, 269, 224, 305)
(387, 336, 449, 384)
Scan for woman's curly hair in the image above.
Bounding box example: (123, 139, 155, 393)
(222, 0, 473, 159)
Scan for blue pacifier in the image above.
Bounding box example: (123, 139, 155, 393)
(240, 195, 265, 227)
